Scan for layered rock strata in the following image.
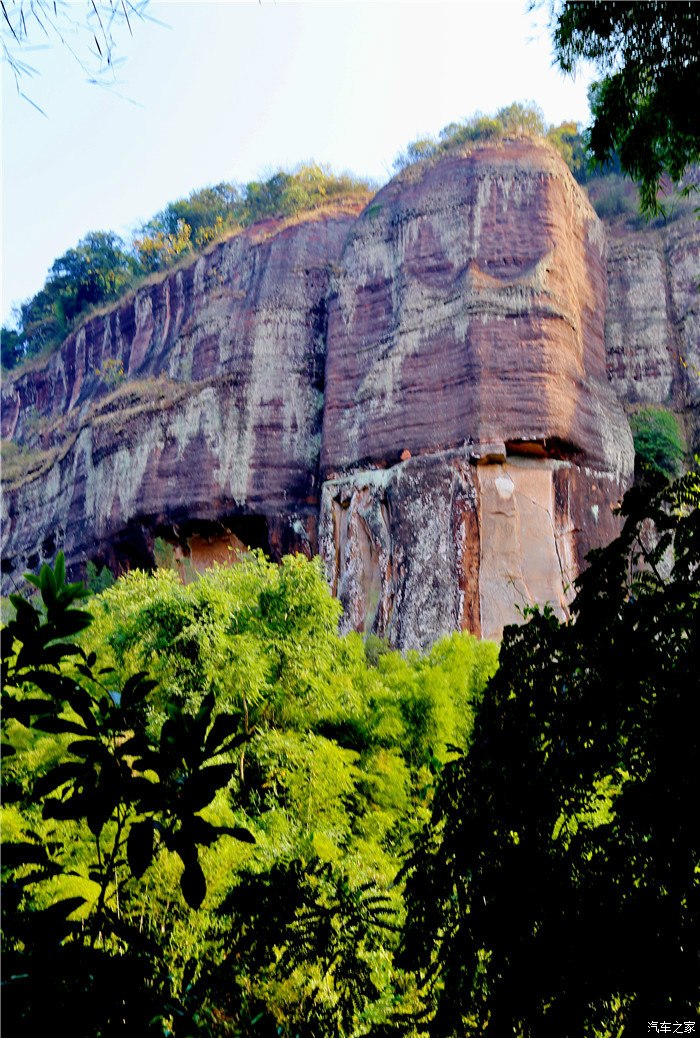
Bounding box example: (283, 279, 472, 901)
(605, 215, 700, 450)
(320, 141, 633, 644)
(1, 208, 360, 582)
(2, 143, 644, 645)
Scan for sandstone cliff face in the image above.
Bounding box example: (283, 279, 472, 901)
(1, 208, 360, 582)
(605, 215, 700, 447)
(2, 144, 641, 647)
(320, 140, 632, 645)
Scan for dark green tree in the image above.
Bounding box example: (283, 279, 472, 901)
(400, 472, 700, 1036)
(1, 555, 253, 1035)
(1, 323, 24, 370)
(548, 1, 700, 214)
(14, 230, 137, 358)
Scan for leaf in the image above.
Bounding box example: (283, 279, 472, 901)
(36, 896, 87, 924)
(43, 794, 91, 822)
(16, 669, 76, 700)
(204, 712, 246, 757)
(34, 761, 86, 798)
(180, 857, 206, 909)
(4, 696, 54, 724)
(0, 841, 51, 867)
(121, 671, 157, 710)
(54, 552, 66, 588)
(32, 716, 87, 736)
(221, 825, 256, 845)
(127, 819, 155, 878)
(66, 738, 109, 762)
(179, 763, 237, 812)
(66, 686, 99, 733)
(39, 562, 57, 606)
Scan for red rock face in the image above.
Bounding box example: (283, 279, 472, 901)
(319, 141, 633, 644)
(1, 210, 358, 584)
(322, 140, 630, 478)
(2, 145, 641, 645)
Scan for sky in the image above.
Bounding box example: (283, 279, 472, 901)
(1, 1, 596, 326)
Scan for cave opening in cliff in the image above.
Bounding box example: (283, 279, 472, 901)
(151, 515, 272, 581)
(504, 437, 581, 462)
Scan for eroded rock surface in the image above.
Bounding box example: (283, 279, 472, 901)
(1, 209, 359, 582)
(321, 140, 630, 477)
(320, 141, 632, 643)
(2, 142, 646, 645)
(605, 216, 700, 448)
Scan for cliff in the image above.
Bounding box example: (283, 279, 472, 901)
(605, 214, 700, 450)
(320, 140, 632, 645)
(1, 205, 361, 576)
(4, 139, 693, 647)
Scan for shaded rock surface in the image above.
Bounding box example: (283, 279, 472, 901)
(605, 215, 700, 451)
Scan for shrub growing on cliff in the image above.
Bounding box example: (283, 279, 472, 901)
(630, 406, 686, 481)
(393, 101, 579, 175)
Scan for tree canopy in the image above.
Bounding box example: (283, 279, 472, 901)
(400, 472, 700, 1035)
(1, 550, 497, 1035)
(548, 1, 700, 214)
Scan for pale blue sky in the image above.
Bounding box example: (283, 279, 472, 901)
(1, 1, 595, 326)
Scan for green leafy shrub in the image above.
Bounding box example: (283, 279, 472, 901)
(1, 555, 253, 1034)
(630, 406, 685, 480)
(3, 550, 497, 1035)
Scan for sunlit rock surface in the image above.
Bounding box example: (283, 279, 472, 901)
(10, 141, 694, 645)
(320, 140, 632, 644)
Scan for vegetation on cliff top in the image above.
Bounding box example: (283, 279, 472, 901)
(0, 164, 372, 372)
(4, 94, 693, 376)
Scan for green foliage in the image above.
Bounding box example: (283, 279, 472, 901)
(85, 560, 115, 594)
(133, 164, 371, 274)
(400, 473, 700, 1035)
(3, 551, 497, 1035)
(394, 102, 570, 174)
(95, 356, 126, 389)
(550, 1, 700, 215)
(630, 406, 686, 481)
(8, 166, 371, 369)
(495, 100, 546, 136)
(8, 231, 138, 365)
(1, 323, 24, 370)
(1, 554, 254, 1033)
(545, 120, 588, 181)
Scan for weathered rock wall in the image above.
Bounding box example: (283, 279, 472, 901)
(605, 215, 700, 448)
(1, 209, 360, 582)
(2, 143, 652, 647)
(320, 140, 633, 645)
